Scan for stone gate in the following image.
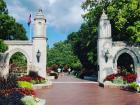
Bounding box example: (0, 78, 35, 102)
(1, 9, 47, 78)
(98, 11, 140, 83)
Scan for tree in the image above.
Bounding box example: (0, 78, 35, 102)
(67, 0, 140, 71)
(82, 0, 140, 43)
(47, 41, 82, 70)
(67, 24, 97, 69)
(10, 52, 27, 67)
(0, 0, 27, 40)
(0, 39, 8, 53)
(107, 0, 140, 43)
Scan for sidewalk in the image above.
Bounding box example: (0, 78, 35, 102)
(36, 74, 140, 105)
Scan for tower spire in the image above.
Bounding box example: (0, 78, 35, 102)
(100, 9, 108, 20)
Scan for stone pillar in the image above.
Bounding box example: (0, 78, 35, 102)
(136, 66, 140, 85)
(97, 10, 113, 83)
(32, 9, 47, 78)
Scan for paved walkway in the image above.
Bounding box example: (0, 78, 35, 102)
(36, 74, 140, 105)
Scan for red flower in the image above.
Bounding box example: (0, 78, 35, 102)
(15, 88, 36, 96)
(105, 74, 115, 81)
(17, 76, 32, 82)
(123, 74, 136, 83)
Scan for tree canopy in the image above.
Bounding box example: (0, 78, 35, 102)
(0, 0, 27, 40)
(47, 41, 82, 70)
(67, 0, 140, 70)
(0, 39, 8, 53)
(10, 52, 27, 67)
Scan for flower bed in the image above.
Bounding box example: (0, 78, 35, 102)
(104, 73, 136, 83)
(0, 74, 46, 105)
(17, 75, 46, 84)
(104, 72, 140, 92)
(17, 71, 46, 84)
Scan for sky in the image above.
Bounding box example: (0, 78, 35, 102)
(5, 0, 85, 47)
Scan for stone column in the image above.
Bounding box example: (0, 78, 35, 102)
(32, 9, 47, 78)
(97, 10, 113, 83)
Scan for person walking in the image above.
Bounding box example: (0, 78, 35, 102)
(57, 67, 61, 76)
(68, 68, 71, 75)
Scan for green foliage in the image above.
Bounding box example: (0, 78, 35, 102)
(47, 41, 82, 69)
(67, 0, 140, 71)
(17, 81, 33, 89)
(71, 62, 82, 71)
(0, 0, 8, 14)
(0, 0, 27, 40)
(21, 96, 37, 105)
(10, 52, 27, 67)
(0, 39, 8, 53)
(31, 79, 46, 84)
(112, 77, 124, 85)
(129, 82, 139, 90)
(107, 0, 140, 42)
(67, 22, 98, 69)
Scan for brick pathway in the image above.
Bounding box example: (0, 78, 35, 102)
(36, 74, 140, 105)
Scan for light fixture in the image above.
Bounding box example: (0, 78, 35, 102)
(36, 50, 41, 63)
(104, 49, 110, 63)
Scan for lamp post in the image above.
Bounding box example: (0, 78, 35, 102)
(104, 49, 110, 63)
(36, 50, 41, 63)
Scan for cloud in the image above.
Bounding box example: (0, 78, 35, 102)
(5, 0, 85, 34)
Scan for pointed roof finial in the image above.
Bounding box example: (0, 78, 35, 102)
(100, 9, 108, 20)
(38, 9, 43, 12)
(103, 9, 105, 13)
(34, 9, 46, 20)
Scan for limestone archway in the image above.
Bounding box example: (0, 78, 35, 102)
(113, 48, 140, 73)
(117, 53, 135, 73)
(6, 48, 31, 75)
(9, 52, 28, 76)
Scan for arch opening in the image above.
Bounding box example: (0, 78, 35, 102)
(117, 53, 135, 73)
(9, 52, 27, 77)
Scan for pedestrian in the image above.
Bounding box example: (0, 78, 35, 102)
(57, 67, 61, 76)
(68, 68, 71, 75)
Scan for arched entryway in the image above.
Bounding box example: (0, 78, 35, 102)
(9, 52, 27, 76)
(113, 48, 140, 74)
(6, 48, 31, 76)
(117, 53, 135, 73)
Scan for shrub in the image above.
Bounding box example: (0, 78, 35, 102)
(71, 62, 82, 71)
(0, 88, 36, 96)
(33, 75, 45, 81)
(21, 96, 37, 105)
(31, 80, 36, 84)
(17, 81, 33, 89)
(113, 77, 124, 85)
(0, 39, 8, 53)
(18, 73, 46, 84)
(17, 76, 32, 82)
(0, 88, 15, 96)
(7, 91, 24, 105)
(123, 74, 137, 83)
(31, 79, 46, 84)
(50, 64, 58, 72)
(104, 74, 115, 81)
(0, 75, 18, 90)
(15, 88, 36, 96)
(0, 91, 24, 105)
(129, 82, 139, 90)
(29, 71, 38, 78)
(49, 72, 58, 79)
